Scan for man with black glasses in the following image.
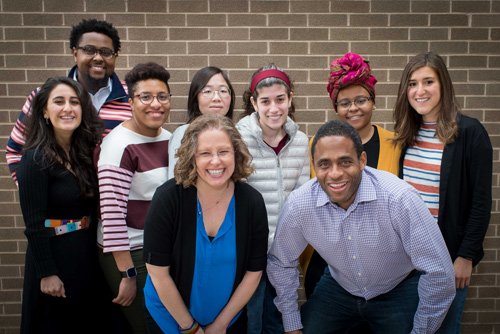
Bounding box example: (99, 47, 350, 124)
(6, 19, 132, 184)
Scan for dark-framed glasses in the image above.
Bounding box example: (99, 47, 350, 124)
(75, 45, 116, 59)
(134, 93, 172, 105)
(336, 96, 372, 111)
(200, 87, 231, 98)
(194, 150, 235, 161)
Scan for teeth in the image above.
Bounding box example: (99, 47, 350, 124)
(208, 169, 224, 175)
(329, 182, 347, 188)
(416, 98, 429, 102)
(268, 115, 281, 120)
(348, 115, 361, 120)
(61, 116, 74, 119)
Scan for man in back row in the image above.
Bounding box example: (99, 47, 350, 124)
(6, 19, 132, 183)
(267, 120, 456, 334)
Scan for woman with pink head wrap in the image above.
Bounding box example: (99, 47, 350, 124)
(300, 54, 402, 333)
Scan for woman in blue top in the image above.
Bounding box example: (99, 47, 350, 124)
(143, 115, 269, 334)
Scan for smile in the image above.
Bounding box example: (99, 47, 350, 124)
(347, 115, 363, 120)
(328, 181, 347, 191)
(60, 116, 75, 120)
(146, 111, 164, 117)
(207, 169, 224, 176)
(268, 115, 282, 120)
(416, 98, 429, 102)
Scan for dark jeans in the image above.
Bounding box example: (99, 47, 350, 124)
(301, 267, 420, 334)
(435, 285, 468, 334)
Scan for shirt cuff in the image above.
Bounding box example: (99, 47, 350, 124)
(282, 310, 303, 333)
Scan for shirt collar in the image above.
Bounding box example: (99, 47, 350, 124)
(73, 68, 113, 94)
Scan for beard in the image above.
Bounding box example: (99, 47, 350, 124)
(83, 73, 109, 91)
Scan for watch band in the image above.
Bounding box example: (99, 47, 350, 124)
(120, 266, 137, 279)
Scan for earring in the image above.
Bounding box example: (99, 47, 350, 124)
(372, 106, 376, 111)
(45, 117, 49, 125)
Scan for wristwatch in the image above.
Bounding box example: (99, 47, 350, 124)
(120, 266, 137, 279)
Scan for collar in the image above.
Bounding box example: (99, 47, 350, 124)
(72, 68, 112, 94)
(68, 65, 127, 102)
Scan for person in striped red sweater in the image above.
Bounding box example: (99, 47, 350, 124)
(393, 52, 493, 334)
(96, 62, 172, 333)
(6, 19, 132, 184)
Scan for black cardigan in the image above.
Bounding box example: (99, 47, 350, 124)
(399, 115, 493, 266)
(143, 179, 269, 306)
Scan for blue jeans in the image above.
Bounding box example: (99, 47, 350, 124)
(246, 272, 284, 334)
(301, 268, 420, 334)
(435, 286, 468, 334)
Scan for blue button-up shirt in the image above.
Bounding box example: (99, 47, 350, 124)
(267, 167, 455, 333)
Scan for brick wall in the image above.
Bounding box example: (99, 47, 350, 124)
(1, 0, 499, 332)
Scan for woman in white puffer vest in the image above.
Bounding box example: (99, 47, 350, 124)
(236, 64, 310, 334)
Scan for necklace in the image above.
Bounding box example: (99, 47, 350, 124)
(197, 183, 230, 216)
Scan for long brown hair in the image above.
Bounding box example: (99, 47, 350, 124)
(393, 52, 460, 148)
(24, 77, 104, 197)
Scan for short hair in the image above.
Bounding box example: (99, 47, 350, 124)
(311, 120, 363, 160)
(241, 63, 296, 120)
(174, 115, 254, 187)
(24, 77, 104, 197)
(187, 67, 235, 123)
(393, 52, 459, 147)
(125, 62, 171, 98)
(69, 19, 121, 53)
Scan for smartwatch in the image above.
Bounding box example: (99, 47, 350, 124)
(120, 266, 137, 279)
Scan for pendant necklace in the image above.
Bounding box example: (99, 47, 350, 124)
(197, 182, 230, 216)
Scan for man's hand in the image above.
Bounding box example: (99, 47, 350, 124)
(40, 275, 66, 298)
(454, 256, 473, 289)
(112, 277, 137, 306)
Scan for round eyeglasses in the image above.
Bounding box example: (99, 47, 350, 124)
(134, 93, 172, 105)
(199, 87, 231, 99)
(75, 45, 116, 60)
(335, 96, 372, 111)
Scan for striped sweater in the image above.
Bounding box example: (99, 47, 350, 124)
(402, 123, 444, 219)
(97, 124, 171, 252)
(5, 65, 132, 184)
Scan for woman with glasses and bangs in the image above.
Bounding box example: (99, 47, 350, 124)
(236, 64, 310, 334)
(299, 52, 401, 333)
(168, 66, 235, 180)
(96, 62, 172, 333)
(143, 115, 269, 333)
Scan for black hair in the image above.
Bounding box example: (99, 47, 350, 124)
(187, 66, 235, 123)
(125, 62, 171, 98)
(69, 19, 121, 53)
(311, 120, 363, 160)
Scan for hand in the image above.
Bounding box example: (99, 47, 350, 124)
(204, 322, 226, 334)
(40, 275, 66, 298)
(454, 257, 473, 289)
(112, 277, 137, 306)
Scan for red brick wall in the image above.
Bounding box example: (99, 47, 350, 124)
(1, 1, 499, 332)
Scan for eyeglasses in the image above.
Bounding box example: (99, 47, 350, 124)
(200, 87, 231, 99)
(133, 93, 172, 105)
(75, 46, 116, 60)
(194, 150, 235, 161)
(335, 96, 372, 111)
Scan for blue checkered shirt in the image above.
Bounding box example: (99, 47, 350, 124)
(267, 167, 455, 333)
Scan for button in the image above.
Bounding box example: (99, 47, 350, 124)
(353, 256, 356, 259)
(358, 273, 362, 277)
(348, 236, 352, 240)
(364, 287, 367, 291)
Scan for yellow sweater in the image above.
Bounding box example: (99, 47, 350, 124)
(300, 124, 402, 275)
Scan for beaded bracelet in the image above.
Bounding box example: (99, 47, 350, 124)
(178, 320, 200, 334)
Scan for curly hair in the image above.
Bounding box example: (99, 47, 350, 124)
(187, 66, 235, 123)
(311, 120, 363, 161)
(23, 77, 104, 198)
(393, 52, 460, 147)
(174, 115, 254, 187)
(125, 62, 171, 98)
(241, 63, 296, 120)
(69, 19, 121, 53)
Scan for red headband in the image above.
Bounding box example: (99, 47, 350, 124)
(251, 69, 291, 93)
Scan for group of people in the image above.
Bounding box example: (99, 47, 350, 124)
(9, 18, 492, 334)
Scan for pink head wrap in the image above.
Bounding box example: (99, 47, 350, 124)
(326, 53, 377, 111)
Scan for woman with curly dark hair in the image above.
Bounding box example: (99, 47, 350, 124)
(17, 77, 106, 333)
(143, 115, 268, 334)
